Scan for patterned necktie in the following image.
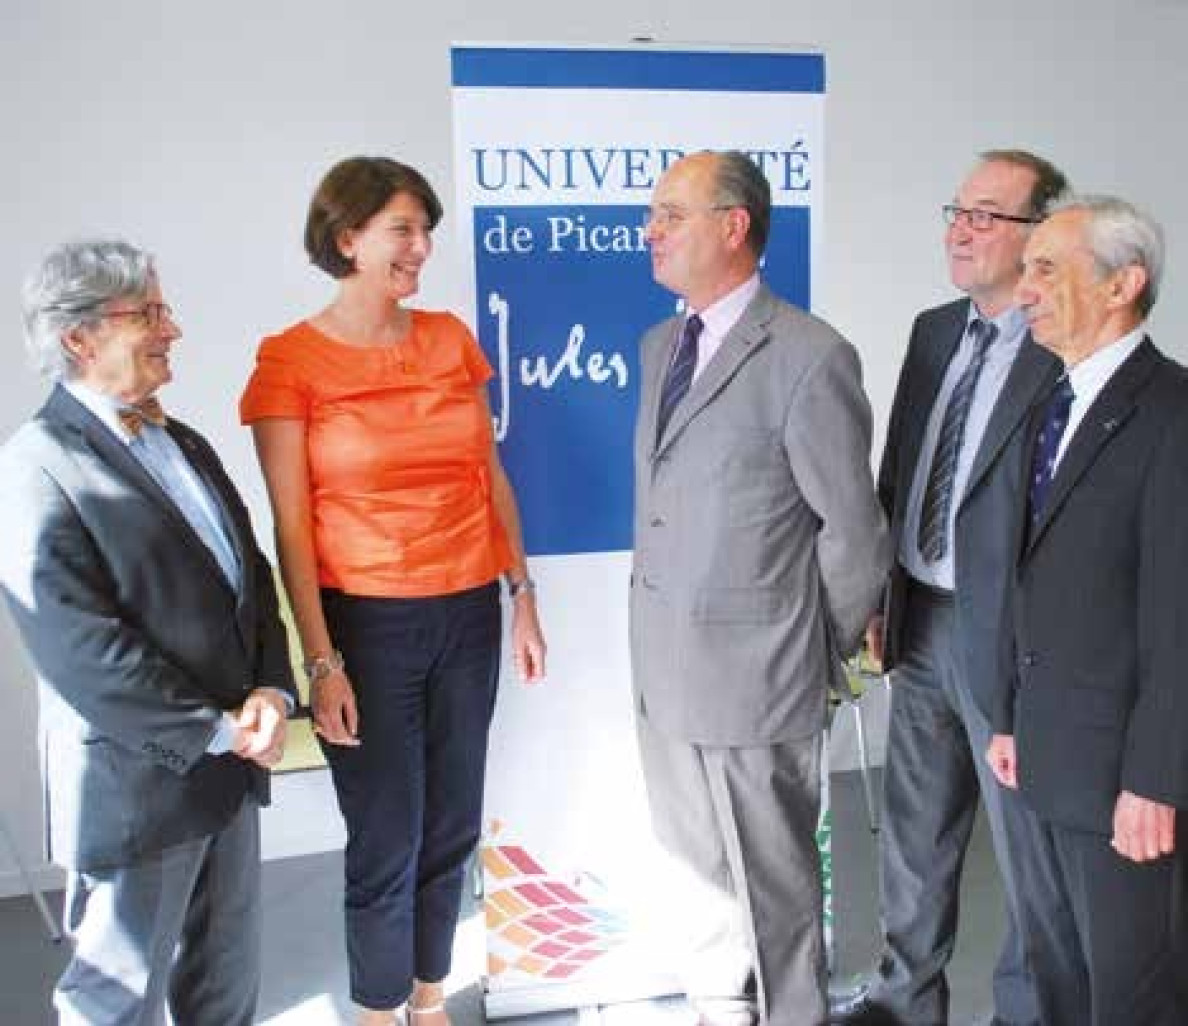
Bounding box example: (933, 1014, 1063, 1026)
(117, 396, 167, 437)
(917, 318, 998, 562)
(1028, 374, 1075, 525)
(656, 313, 703, 443)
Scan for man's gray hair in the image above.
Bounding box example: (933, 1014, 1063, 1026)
(1054, 194, 1164, 318)
(22, 239, 155, 381)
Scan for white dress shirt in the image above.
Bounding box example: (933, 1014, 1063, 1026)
(1054, 326, 1144, 471)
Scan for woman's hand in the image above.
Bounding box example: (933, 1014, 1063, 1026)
(311, 668, 360, 746)
(511, 593, 547, 683)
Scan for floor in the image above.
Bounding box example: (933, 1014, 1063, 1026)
(0, 770, 1006, 1025)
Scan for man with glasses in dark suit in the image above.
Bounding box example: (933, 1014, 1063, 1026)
(832, 151, 1068, 1026)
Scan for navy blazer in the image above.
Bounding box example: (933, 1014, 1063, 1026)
(992, 339, 1188, 835)
(0, 385, 296, 870)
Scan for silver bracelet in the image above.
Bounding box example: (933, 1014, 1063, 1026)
(303, 649, 345, 684)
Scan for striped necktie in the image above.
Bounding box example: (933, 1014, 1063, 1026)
(917, 318, 997, 562)
(656, 313, 703, 443)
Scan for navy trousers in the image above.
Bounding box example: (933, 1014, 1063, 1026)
(321, 582, 501, 1010)
(1010, 807, 1188, 1026)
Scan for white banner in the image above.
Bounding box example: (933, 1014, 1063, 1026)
(451, 43, 827, 1019)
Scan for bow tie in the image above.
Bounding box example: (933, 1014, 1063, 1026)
(117, 397, 167, 437)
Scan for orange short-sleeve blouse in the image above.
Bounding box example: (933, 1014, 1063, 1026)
(240, 310, 512, 598)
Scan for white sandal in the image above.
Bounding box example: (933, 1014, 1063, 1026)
(356, 1009, 401, 1026)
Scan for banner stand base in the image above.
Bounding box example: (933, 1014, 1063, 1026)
(484, 974, 681, 1020)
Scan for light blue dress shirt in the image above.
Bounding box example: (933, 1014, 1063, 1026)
(63, 381, 281, 754)
(899, 305, 1029, 592)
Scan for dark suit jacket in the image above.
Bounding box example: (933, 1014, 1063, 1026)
(878, 298, 1058, 722)
(991, 339, 1188, 835)
(0, 385, 295, 870)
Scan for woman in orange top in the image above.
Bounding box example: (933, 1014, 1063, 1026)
(241, 156, 545, 1026)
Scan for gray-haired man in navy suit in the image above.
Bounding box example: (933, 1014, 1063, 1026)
(0, 239, 296, 1025)
(986, 196, 1188, 1026)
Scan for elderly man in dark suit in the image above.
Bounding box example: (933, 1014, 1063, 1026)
(630, 150, 888, 1026)
(986, 196, 1188, 1026)
(0, 239, 296, 1025)
(834, 150, 1068, 1026)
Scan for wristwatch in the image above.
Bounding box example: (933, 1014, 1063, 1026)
(507, 575, 537, 598)
(303, 649, 345, 684)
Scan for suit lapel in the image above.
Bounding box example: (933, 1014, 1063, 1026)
(166, 424, 248, 591)
(640, 316, 677, 456)
(1025, 339, 1157, 555)
(897, 303, 967, 500)
(961, 337, 1059, 505)
(166, 423, 257, 646)
(45, 387, 238, 599)
(46, 386, 179, 523)
(654, 285, 774, 456)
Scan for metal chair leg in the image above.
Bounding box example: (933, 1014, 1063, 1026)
(851, 699, 880, 835)
(0, 812, 62, 943)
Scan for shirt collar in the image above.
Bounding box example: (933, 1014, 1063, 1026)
(967, 302, 1029, 342)
(1065, 325, 1145, 401)
(690, 273, 761, 338)
(63, 379, 145, 444)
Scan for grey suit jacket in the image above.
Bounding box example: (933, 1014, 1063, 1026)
(878, 298, 1059, 721)
(992, 339, 1188, 834)
(0, 386, 296, 870)
(630, 284, 888, 745)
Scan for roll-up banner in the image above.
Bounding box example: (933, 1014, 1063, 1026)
(451, 43, 826, 1019)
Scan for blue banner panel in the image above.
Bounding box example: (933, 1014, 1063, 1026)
(451, 46, 825, 93)
(473, 204, 810, 555)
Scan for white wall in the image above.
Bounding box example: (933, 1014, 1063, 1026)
(2, 0, 1185, 893)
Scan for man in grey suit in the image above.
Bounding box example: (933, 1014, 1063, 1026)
(987, 196, 1188, 1025)
(833, 150, 1068, 1026)
(630, 150, 888, 1026)
(0, 239, 296, 1025)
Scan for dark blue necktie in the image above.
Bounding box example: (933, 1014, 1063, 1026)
(656, 313, 703, 443)
(1029, 374, 1075, 524)
(917, 318, 997, 562)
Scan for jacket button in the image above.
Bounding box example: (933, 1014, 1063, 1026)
(649, 514, 664, 527)
(1023, 652, 1038, 667)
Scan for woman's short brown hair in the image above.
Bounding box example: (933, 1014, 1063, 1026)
(304, 157, 444, 279)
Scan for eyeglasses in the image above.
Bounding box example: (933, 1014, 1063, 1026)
(642, 204, 737, 231)
(942, 204, 1040, 231)
(100, 302, 176, 330)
